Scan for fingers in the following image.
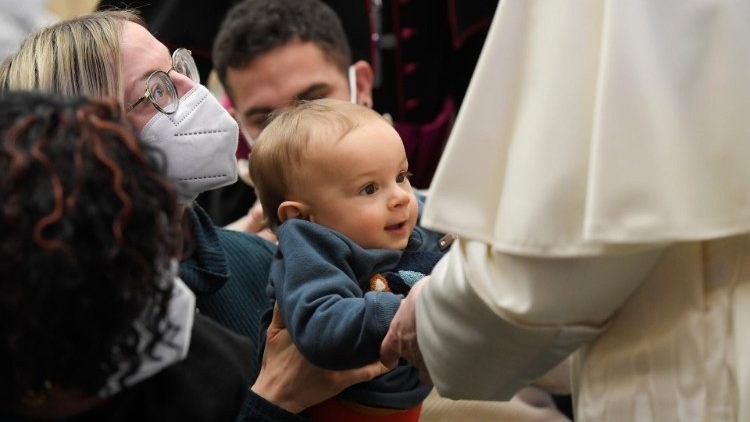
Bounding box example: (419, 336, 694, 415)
(242, 201, 278, 243)
(336, 360, 391, 387)
(256, 228, 278, 244)
(381, 315, 433, 383)
(246, 201, 266, 232)
(321, 361, 391, 399)
(406, 341, 432, 385)
(380, 277, 433, 379)
(379, 328, 401, 369)
(266, 303, 285, 339)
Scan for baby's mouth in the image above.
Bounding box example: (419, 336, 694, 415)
(385, 221, 406, 231)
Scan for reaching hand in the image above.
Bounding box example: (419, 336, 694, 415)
(251, 305, 389, 414)
(380, 276, 432, 384)
(226, 200, 277, 243)
(246, 201, 277, 243)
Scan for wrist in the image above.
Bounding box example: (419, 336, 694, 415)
(243, 388, 308, 421)
(250, 381, 304, 414)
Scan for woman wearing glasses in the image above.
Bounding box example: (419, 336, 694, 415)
(0, 10, 386, 421)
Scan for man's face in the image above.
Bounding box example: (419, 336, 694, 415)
(226, 40, 351, 145)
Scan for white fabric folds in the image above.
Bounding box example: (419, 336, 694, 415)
(422, 0, 750, 256)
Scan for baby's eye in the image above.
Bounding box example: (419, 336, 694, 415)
(360, 183, 378, 195)
(396, 171, 413, 184)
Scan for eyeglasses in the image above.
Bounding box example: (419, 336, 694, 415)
(126, 48, 200, 114)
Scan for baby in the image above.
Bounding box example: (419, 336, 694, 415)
(250, 98, 443, 421)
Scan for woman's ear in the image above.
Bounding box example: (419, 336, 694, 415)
(352, 60, 374, 108)
(278, 201, 310, 223)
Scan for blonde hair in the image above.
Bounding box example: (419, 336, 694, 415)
(0, 10, 144, 109)
(250, 98, 387, 230)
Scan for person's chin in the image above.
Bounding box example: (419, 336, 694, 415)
(392, 236, 411, 250)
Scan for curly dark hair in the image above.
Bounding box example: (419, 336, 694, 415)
(0, 91, 181, 401)
(212, 0, 352, 101)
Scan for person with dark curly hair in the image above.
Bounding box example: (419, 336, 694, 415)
(0, 9, 388, 419)
(0, 91, 198, 417)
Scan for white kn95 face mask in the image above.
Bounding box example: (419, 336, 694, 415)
(140, 84, 239, 203)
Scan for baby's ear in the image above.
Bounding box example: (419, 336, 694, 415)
(278, 201, 310, 223)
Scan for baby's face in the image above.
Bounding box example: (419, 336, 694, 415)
(299, 118, 418, 250)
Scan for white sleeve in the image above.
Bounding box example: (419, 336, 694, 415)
(416, 238, 663, 401)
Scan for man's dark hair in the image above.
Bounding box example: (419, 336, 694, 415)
(0, 91, 181, 401)
(213, 0, 352, 100)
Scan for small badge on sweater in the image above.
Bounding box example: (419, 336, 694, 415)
(369, 273, 391, 292)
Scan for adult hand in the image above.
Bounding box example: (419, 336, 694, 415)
(225, 200, 277, 243)
(251, 305, 389, 414)
(380, 276, 432, 384)
(244, 200, 269, 234)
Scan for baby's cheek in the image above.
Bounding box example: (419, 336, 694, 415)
(409, 200, 419, 224)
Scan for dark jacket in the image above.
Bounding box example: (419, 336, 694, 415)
(0, 315, 305, 422)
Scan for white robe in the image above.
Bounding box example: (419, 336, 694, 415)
(418, 0, 750, 420)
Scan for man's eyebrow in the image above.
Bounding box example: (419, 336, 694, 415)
(294, 83, 330, 101)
